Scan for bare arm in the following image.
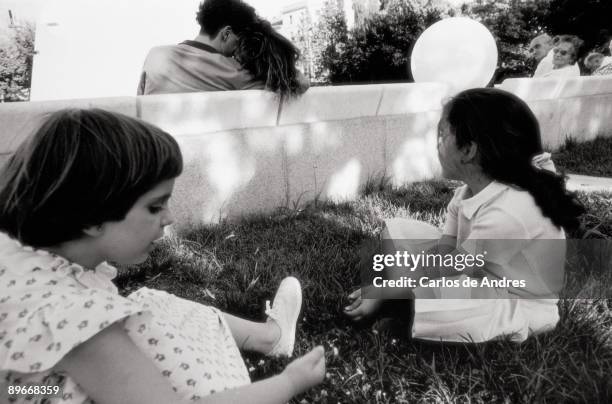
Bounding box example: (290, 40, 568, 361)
(56, 322, 186, 404)
(437, 234, 457, 253)
(56, 322, 324, 404)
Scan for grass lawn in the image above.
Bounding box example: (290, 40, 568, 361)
(117, 180, 612, 403)
(554, 135, 612, 177)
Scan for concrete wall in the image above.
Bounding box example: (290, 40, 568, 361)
(498, 75, 612, 149)
(1, 78, 611, 227)
(0, 83, 449, 226)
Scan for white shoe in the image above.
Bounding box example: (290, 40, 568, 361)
(265, 276, 302, 357)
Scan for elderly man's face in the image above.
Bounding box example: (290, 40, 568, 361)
(552, 42, 575, 69)
(529, 38, 552, 62)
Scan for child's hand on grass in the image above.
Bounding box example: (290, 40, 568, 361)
(282, 346, 326, 395)
(344, 288, 383, 321)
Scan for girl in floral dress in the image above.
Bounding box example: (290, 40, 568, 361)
(0, 109, 325, 403)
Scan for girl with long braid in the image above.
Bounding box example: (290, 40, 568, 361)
(345, 88, 584, 343)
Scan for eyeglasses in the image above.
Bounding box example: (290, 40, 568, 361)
(553, 48, 570, 56)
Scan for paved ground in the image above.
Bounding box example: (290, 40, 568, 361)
(567, 174, 612, 192)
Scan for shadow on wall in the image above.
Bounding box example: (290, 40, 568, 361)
(4, 78, 610, 228)
(172, 127, 287, 224)
(138, 90, 280, 136)
(170, 113, 442, 226)
(0, 85, 445, 228)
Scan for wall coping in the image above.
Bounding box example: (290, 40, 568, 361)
(1, 77, 612, 156)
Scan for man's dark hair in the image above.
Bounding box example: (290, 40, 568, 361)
(196, 0, 258, 37)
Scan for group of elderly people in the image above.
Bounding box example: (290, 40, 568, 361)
(528, 33, 612, 78)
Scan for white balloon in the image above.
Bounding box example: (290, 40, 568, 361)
(411, 17, 498, 94)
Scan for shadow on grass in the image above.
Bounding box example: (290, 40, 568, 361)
(116, 179, 612, 403)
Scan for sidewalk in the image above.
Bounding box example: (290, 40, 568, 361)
(566, 174, 612, 192)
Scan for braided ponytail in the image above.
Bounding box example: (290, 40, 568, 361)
(446, 88, 585, 232)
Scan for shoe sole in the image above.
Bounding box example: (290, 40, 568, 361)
(278, 276, 302, 357)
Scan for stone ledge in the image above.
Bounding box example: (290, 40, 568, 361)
(377, 82, 450, 115)
(278, 85, 384, 125)
(0, 97, 137, 154)
(138, 90, 279, 135)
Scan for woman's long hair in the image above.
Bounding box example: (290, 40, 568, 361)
(445, 88, 585, 232)
(235, 18, 303, 98)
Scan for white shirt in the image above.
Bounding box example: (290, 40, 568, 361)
(443, 181, 565, 298)
(533, 50, 554, 77)
(601, 56, 612, 67)
(540, 63, 581, 78)
(138, 41, 264, 95)
(384, 181, 566, 342)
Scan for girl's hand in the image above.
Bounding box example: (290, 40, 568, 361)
(343, 288, 383, 321)
(281, 346, 326, 395)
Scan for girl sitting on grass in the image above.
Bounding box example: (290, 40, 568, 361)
(345, 88, 584, 343)
(0, 109, 325, 403)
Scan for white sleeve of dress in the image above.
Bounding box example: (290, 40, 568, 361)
(442, 187, 464, 237)
(459, 206, 528, 276)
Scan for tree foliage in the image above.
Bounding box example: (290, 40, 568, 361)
(314, 0, 451, 84)
(309, 0, 612, 85)
(309, 0, 350, 83)
(545, 0, 612, 54)
(464, 0, 612, 80)
(464, 0, 550, 81)
(0, 21, 35, 102)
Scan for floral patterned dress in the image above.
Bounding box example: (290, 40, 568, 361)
(0, 233, 249, 403)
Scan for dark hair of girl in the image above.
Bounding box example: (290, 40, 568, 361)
(444, 88, 584, 232)
(235, 18, 303, 98)
(0, 109, 183, 247)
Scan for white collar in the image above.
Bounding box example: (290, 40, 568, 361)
(458, 181, 509, 220)
(0, 232, 118, 293)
